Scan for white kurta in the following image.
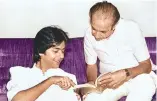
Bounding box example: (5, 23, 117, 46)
(7, 64, 78, 101)
(84, 18, 150, 73)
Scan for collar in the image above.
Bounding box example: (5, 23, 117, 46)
(31, 64, 66, 77)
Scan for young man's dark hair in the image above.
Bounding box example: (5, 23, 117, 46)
(33, 26, 69, 63)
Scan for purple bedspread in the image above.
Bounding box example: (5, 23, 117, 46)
(0, 37, 156, 101)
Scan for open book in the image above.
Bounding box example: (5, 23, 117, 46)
(73, 74, 105, 95)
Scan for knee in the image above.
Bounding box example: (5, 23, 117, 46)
(136, 73, 150, 79)
(84, 93, 101, 101)
(133, 74, 154, 85)
(130, 74, 156, 95)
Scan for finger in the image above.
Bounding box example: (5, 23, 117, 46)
(69, 79, 76, 87)
(56, 81, 61, 85)
(62, 78, 66, 86)
(63, 77, 71, 90)
(99, 83, 107, 88)
(61, 78, 67, 89)
(113, 84, 118, 89)
(107, 81, 116, 88)
(57, 78, 65, 88)
(83, 94, 88, 101)
(56, 82, 62, 87)
(98, 78, 113, 86)
(65, 77, 71, 87)
(111, 84, 117, 89)
(113, 81, 124, 89)
(97, 86, 106, 92)
(98, 72, 112, 82)
(64, 77, 76, 87)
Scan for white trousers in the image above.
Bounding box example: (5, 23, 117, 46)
(84, 73, 156, 101)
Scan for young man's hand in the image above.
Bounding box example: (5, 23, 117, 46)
(51, 76, 76, 90)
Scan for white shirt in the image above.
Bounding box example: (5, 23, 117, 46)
(7, 64, 78, 101)
(84, 18, 150, 74)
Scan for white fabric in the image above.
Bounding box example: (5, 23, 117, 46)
(150, 59, 157, 70)
(84, 74, 156, 101)
(7, 64, 78, 101)
(84, 18, 150, 73)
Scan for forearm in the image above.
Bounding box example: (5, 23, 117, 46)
(127, 59, 151, 79)
(86, 64, 98, 82)
(12, 77, 54, 101)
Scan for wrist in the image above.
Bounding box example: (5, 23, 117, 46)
(49, 77, 57, 84)
(124, 69, 132, 80)
(124, 69, 130, 76)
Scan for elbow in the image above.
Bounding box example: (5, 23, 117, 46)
(147, 64, 152, 73)
(11, 96, 25, 101)
(12, 97, 31, 101)
(141, 59, 152, 74)
(146, 61, 152, 73)
(11, 98, 22, 101)
(11, 92, 30, 101)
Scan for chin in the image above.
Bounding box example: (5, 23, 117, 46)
(51, 65, 59, 68)
(95, 38, 102, 41)
(54, 63, 60, 67)
(50, 63, 59, 68)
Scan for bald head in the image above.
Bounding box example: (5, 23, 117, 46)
(89, 1, 120, 27)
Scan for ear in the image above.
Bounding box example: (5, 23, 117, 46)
(39, 53, 44, 57)
(89, 17, 92, 24)
(112, 21, 119, 30)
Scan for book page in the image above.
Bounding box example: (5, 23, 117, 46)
(74, 73, 106, 95)
(79, 86, 104, 95)
(73, 83, 96, 89)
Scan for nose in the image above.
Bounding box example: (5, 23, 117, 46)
(59, 50, 64, 59)
(92, 30, 97, 37)
(92, 31, 100, 39)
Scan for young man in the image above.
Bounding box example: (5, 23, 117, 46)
(84, 1, 156, 101)
(7, 26, 80, 101)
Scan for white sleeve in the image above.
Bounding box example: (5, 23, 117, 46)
(46, 68, 78, 84)
(84, 28, 97, 65)
(7, 67, 28, 101)
(128, 22, 150, 62)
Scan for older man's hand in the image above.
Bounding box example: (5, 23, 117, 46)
(97, 70, 127, 89)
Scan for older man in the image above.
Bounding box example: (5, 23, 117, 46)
(83, 1, 156, 101)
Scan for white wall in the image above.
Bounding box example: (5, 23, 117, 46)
(0, 0, 156, 38)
